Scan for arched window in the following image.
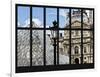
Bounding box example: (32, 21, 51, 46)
(75, 46, 79, 54)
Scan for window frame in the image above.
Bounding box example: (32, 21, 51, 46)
(15, 4, 94, 73)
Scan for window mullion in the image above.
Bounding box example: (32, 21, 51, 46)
(81, 9, 83, 64)
(44, 7, 46, 66)
(69, 9, 71, 64)
(30, 6, 32, 66)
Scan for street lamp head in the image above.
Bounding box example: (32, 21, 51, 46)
(53, 20, 58, 28)
(48, 20, 57, 39)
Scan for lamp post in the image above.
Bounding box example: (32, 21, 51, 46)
(49, 20, 58, 65)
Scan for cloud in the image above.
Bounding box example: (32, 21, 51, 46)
(32, 18, 42, 26)
(46, 25, 50, 28)
(59, 9, 66, 18)
(18, 22, 20, 26)
(23, 18, 30, 27)
(48, 9, 68, 18)
(23, 18, 42, 27)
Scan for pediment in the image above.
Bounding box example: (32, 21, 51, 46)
(71, 20, 90, 28)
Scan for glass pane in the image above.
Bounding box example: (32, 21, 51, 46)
(71, 30, 81, 64)
(17, 30, 30, 66)
(32, 30, 44, 66)
(18, 6, 30, 27)
(46, 30, 54, 65)
(90, 31, 93, 55)
(83, 31, 93, 63)
(32, 7, 44, 28)
(59, 9, 69, 28)
(83, 10, 93, 29)
(71, 9, 81, 29)
(59, 30, 69, 64)
(90, 31, 93, 63)
(46, 8, 57, 28)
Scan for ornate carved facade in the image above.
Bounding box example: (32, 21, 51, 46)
(59, 10, 93, 64)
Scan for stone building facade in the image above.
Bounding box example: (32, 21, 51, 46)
(59, 10, 93, 64)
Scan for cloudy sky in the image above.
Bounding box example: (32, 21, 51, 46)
(18, 6, 30, 27)
(18, 6, 69, 28)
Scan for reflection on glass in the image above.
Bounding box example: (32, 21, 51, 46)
(46, 30, 54, 65)
(83, 31, 93, 63)
(71, 9, 81, 29)
(32, 30, 44, 66)
(46, 8, 57, 28)
(59, 9, 69, 28)
(18, 6, 30, 27)
(83, 10, 93, 29)
(17, 30, 30, 66)
(59, 30, 69, 64)
(71, 30, 81, 64)
(32, 7, 44, 28)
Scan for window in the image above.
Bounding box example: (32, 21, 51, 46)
(18, 6, 30, 27)
(75, 31, 79, 36)
(16, 4, 94, 73)
(59, 9, 69, 28)
(84, 47, 87, 53)
(75, 46, 79, 54)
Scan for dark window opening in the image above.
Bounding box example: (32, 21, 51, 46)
(75, 46, 79, 54)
